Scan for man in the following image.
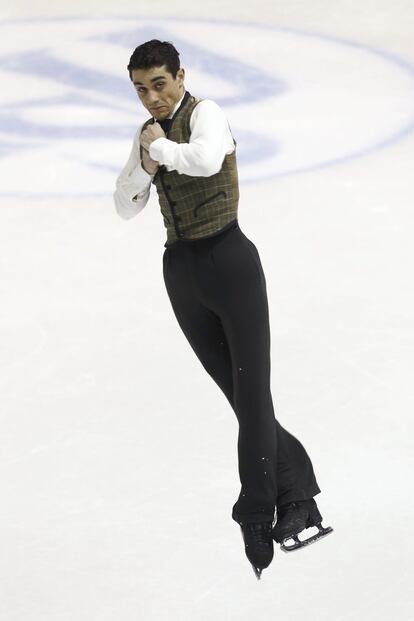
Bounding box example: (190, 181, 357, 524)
(113, 39, 333, 580)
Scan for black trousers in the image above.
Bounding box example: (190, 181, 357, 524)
(162, 220, 321, 525)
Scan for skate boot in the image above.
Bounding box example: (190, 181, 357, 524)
(272, 498, 333, 553)
(239, 521, 274, 580)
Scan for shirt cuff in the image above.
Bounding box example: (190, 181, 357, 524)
(149, 137, 172, 166)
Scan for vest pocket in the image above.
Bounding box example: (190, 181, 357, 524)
(193, 191, 226, 217)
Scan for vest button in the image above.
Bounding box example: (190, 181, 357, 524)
(165, 184, 171, 190)
(178, 232, 184, 237)
(170, 201, 177, 206)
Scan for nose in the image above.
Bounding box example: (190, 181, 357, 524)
(147, 92, 160, 106)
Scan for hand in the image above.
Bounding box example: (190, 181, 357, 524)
(141, 147, 160, 175)
(139, 122, 166, 151)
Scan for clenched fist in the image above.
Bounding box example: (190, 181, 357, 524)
(141, 148, 159, 176)
(140, 122, 166, 151)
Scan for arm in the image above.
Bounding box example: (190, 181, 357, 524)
(113, 126, 153, 220)
(148, 100, 235, 177)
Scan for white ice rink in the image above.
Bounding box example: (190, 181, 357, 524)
(1, 2, 413, 620)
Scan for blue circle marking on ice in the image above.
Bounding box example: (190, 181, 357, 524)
(0, 15, 414, 197)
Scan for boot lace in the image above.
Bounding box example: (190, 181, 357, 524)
(246, 521, 273, 545)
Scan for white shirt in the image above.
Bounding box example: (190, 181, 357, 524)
(113, 91, 236, 220)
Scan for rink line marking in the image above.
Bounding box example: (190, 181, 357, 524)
(0, 15, 414, 195)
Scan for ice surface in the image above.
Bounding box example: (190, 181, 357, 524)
(1, 3, 413, 620)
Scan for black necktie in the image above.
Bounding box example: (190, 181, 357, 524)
(158, 117, 173, 134)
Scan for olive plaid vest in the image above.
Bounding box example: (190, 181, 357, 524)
(139, 91, 239, 248)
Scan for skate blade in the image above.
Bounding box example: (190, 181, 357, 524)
(251, 564, 262, 580)
(239, 526, 266, 579)
(280, 525, 334, 553)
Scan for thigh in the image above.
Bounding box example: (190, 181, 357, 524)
(207, 229, 271, 369)
(163, 246, 233, 388)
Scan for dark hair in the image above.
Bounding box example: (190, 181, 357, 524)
(127, 39, 180, 81)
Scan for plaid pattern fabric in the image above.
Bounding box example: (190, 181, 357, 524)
(139, 93, 239, 246)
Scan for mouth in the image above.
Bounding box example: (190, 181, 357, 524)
(152, 106, 166, 112)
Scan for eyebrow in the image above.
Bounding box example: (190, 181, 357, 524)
(133, 76, 166, 85)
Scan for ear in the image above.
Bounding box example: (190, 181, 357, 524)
(178, 67, 185, 82)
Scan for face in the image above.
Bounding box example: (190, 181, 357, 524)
(131, 64, 185, 120)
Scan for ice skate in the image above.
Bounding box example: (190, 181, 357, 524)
(239, 521, 274, 579)
(272, 498, 333, 553)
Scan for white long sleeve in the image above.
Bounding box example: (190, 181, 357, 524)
(113, 97, 236, 219)
(113, 125, 153, 220)
(148, 99, 235, 177)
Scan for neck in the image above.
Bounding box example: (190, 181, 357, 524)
(175, 86, 185, 105)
